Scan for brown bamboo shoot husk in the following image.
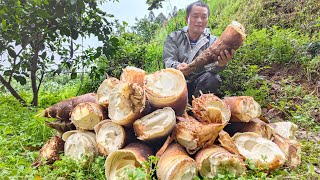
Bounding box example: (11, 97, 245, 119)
(157, 143, 197, 180)
(195, 145, 246, 178)
(42, 93, 97, 120)
(108, 82, 148, 126)
(45, 119, 76, 135)
(273, 134, 301, 168)
(70, 102, 107, 130)
(120, 66, 146, 87)
(144, 68, 188, 116)
(156, 135, 174, 158)
(174, 115, 225, 154)
(223, 96, 261, 122)
(96, 77, 120, 107)
(32, 136, 64, 167)
(187, 21, 246, 71)
(218, 130, 243, 158)
(105, 143, 153, 180)
(192, 93, 231, 124)
(94, 120, 126, 156)
(224, 118, 275, 139)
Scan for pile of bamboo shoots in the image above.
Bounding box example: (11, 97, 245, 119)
(34, 21, 302, 179)
(35, 66, 301, 179)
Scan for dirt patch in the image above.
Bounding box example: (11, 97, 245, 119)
(296, 128, 320, 142)
(259, 63, 320, 97)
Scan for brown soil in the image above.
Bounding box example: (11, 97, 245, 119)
(259, 63, 320, 97)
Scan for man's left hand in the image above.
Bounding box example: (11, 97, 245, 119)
(217, 49, 235, 67)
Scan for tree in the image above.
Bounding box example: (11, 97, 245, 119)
(155, 12, 167, 24)
(146, 0, 165, 10)
(132, 11, 161, 42)
(148, 11, 156, 22)
(0, 0, 119, 106)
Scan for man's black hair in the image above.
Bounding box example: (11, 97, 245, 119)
(186, 1, 210, 17)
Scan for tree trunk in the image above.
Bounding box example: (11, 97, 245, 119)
(0, 74, 26, 105)
(31, 44, 40, 106)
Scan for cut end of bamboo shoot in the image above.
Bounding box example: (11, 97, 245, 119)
(157, 143, 197, 180)
(144, 68, 188, 116)
(108, 82, 146, 126)
(96, 77, 120, 107)
(195, 145, 246, 178)
(133, 107, 176, 141)
(120, 66, 146, 87)
(269, 121, 298, 140)
(63, 131, 98, 165)
(94, 120, 126, 156)
(70, 102, 106, 130)
(105, 143, 153, 180)
(233, 132, 286, 170)
(192, 94, 231, 124)
(223, 96, 261, 122)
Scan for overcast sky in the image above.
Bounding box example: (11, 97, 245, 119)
(102, 0, 194, 26)
(78, 0, 195, 48)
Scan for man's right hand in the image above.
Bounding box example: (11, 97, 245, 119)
(177, 63, 192, 76)
(217, 49, 235, 67)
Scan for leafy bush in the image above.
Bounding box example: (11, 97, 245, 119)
(237, 0, 320, 34)
(304, 55, 320, 81)
(237, 26, 311, 65)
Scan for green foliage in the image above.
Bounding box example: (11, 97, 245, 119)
(236, 0, 320, 34)
(240, 27, 311, 64)
(30, 156, 105, 179)
(0, 95, 54, 178)
(271, 88, 320, 131)
(207, 0, 243, 35)
(108, 33, 148, 76)
(144, 41, 164, 73)
(0, 78, 91, 178)
(0, 0, 119, 106)
(146, 0, 165, 10)
(303, 53, 320, 81)
(132, 11, 167, 42)
(127, 155, 159, 180)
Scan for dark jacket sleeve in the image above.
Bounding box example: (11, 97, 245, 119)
(162, 35, 181, 69)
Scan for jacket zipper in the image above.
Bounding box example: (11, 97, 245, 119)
(185, 32, 208, 53)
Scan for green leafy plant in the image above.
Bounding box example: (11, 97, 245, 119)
(127, 155, 159, 180)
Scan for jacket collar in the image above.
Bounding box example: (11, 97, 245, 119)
(182, 26, 211, 36)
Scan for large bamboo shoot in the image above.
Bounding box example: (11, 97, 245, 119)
(157, 143, 197, 180)
(187, 21, 246, 71)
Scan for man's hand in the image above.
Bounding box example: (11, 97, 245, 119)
(177, 63, 192, 76)
(217, 49, 235, 67)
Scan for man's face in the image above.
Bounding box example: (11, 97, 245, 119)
(187, 5, 209, 36)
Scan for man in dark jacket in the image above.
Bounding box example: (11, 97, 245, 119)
(162, 1, 234, 100)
